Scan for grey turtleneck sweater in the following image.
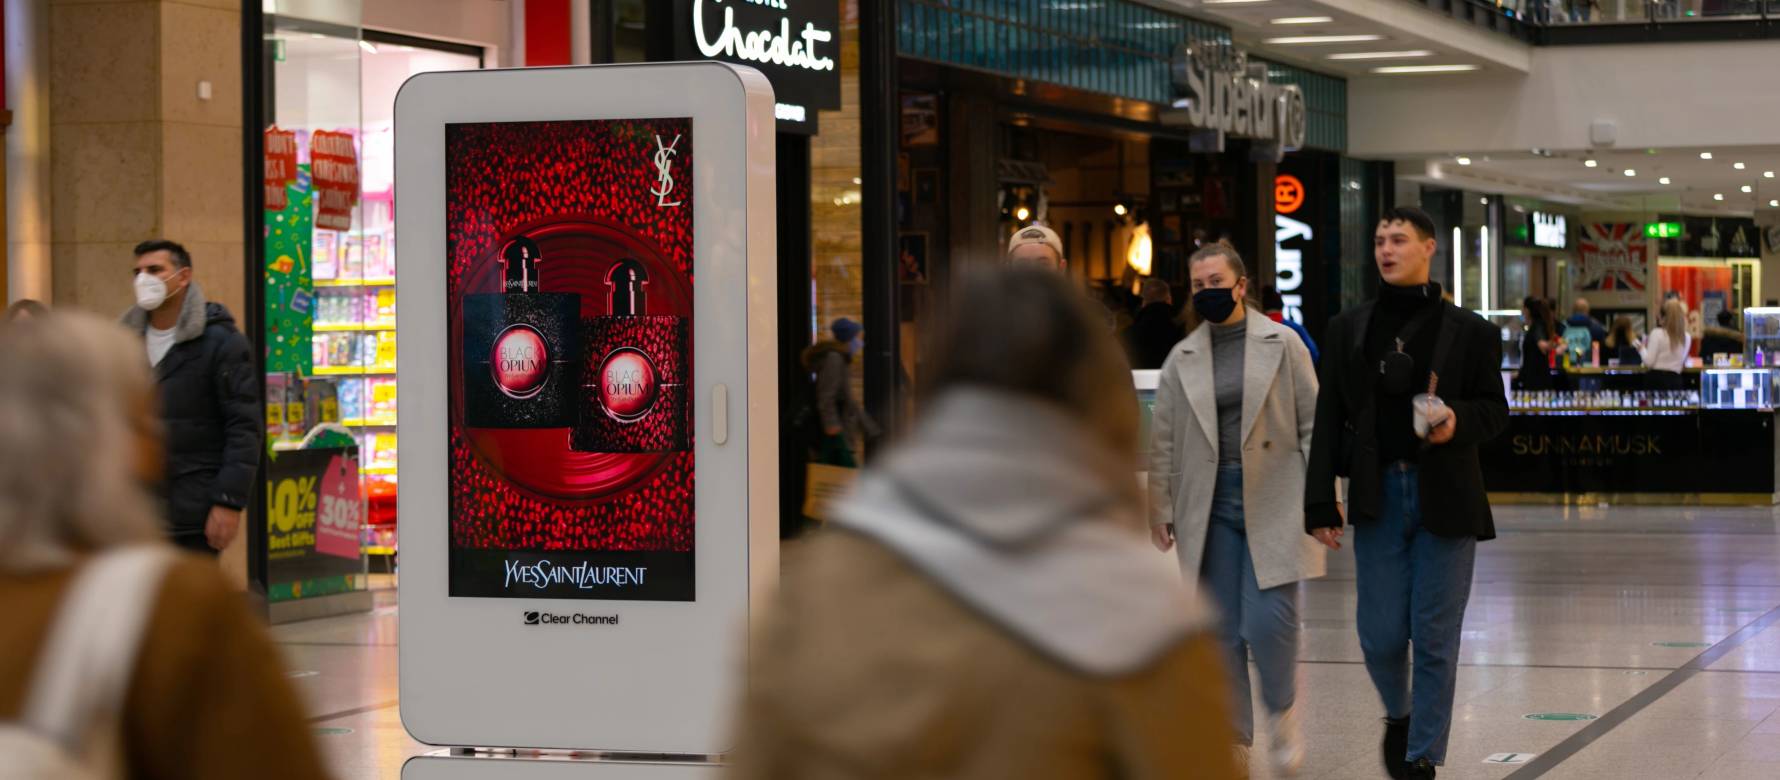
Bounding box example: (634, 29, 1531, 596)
(1211, 318, 1246, 464)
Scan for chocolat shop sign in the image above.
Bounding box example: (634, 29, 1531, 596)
(1165, 42, 1308, 153)
(673, 0, 841, 134)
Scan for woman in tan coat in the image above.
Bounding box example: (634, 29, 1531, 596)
(0, 312, 330, 780)
(730, 267, 1240, 780)
(1149, 244, 1324, 777)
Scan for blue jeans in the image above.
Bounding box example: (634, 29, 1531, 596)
(1200, 464, 1300, 747)
(1354, 463, 1477, 766)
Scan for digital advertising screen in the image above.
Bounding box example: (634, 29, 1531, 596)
(446, 118, 696, 601)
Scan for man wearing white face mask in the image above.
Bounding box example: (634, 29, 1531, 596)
(121, 240, 261, 555)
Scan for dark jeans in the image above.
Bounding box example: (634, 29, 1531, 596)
(1200, 464, 1300, 746)
(1354, 462, 1476, 766)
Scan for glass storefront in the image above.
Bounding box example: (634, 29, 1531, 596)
(260, 4, 481, 601)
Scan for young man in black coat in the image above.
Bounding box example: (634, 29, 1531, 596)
(1304, 208, 1509, 780)
(122, 240, 262, 555)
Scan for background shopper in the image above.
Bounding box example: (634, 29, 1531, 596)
(0, 312, 330, 780)
(733, 267, 1240, 780)
(1562, 298, 1607, 364)
(1150, 244, 1324, 776)
(1700, 309, 1745, 365)
(1607, 316, 1643, 367)
(1640, 299, 1691, 390)
(801, 317, 879, 468)
(1126, 277, 1185, 369)
(1006, 223, 1067, 271)
(5, 299, 46, 322)
(1520, 297, 1558, 391)
(120, 240, 261, 555)
(1304, 207, 1509, 780)
(1262, 285, 1320, 364)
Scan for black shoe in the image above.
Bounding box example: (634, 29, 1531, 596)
(1406, 758, 1437, 779)
(1381, 718, 1410, 780)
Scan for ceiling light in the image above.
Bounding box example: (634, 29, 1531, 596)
(1659, 177, 1672, 185)
(1701, 152, 1714, 160)
(1113, 203, 1129, 217)
(1584, 159, 1599, 168)
(1456, 156, 1472, 165)
(1771, 200, 1779, 208)
(1204, 0, 1272, 4)
(1715, 193, 1726, 201)
(1479, 197, 1489, 205)
(1624, 169, 1636, 177)
(1271, 16, 1334, 24)
(1735, 162, 1747, 170)
(1768, 171, 1777, 179)
(1015, 206, 1032, 221)
(1371, 64, 1481, 74)
(1743, 185, 1754, 193)
(1266, 34, 1385, 44)
(1329, 50, 1432, 60)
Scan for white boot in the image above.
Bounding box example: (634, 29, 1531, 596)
(1269, 707, 1306, 776)
(1232, 744, 1252, 779)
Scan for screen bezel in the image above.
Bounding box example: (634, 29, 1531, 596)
(396, 62, 775, 754)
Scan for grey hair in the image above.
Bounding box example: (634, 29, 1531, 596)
(0, 312, 164, 572)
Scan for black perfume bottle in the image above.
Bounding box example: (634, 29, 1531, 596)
(462, 236, 580, 428)
(571, 259, 690, 453)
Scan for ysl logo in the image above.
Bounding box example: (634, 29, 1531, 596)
(651, 134, 683, 208)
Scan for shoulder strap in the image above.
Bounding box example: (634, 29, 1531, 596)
(1429, 302, 1461, 390)
(20, 547, 177, 749)
(1393, 300, 1444, 353)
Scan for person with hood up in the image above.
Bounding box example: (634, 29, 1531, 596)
(732, 267, 1240, 780)
(801, 317, 880, 468)
(120, 240, 261, 555)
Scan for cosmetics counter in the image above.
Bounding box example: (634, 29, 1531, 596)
(1482, 369, 1780, 505)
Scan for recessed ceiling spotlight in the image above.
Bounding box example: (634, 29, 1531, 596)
(1479, 197, 1489, 205)
(1624, 169, 1636, 177)
(1456, 156, 1472, 165)
(1735, 162, 1747, 170)
(1715, 193, 1726, 201)
(1767, 171, 1776, 179)
(1743, 185, 1754, 193)
(1659, 177, 1672, 185)
(1771, 200, 1779, 208)
(1701, 152, 1714, 160)
(1584, 159, 1599, 168)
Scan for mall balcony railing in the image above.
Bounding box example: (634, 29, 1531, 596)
(1497, 0, 1780, 42)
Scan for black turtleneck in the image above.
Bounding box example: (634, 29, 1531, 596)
(1366, 281, 1445, 466)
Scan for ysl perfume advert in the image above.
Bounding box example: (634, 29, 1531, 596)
(447, 119, 694, 601)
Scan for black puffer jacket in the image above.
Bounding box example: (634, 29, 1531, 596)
(122, 283, 262, 534)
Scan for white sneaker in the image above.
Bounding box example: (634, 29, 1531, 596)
(1232, 744, 1252, 779)
(1269, 707, 1306, 776)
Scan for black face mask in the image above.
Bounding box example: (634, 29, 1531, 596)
(1192, 286, 1239, 324)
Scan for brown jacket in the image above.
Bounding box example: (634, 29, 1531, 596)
(0, 554, 331, 780)
(731, 531, 1239, 779)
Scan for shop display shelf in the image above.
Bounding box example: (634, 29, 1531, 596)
(314, 322, 397, 332)
(314, 277, 396, 288)
(313, 365, 397, 377)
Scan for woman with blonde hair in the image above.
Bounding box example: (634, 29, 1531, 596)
(1640, 298, 1691, 390)
(0, 312, 329, 780)
(1149, 243, 1324, 777)
(731, 266, 1239, 779)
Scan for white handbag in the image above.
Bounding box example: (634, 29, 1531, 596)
(0, 547, 176, 780)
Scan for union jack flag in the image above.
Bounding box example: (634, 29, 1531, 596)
(1576, 223, 1649, 292)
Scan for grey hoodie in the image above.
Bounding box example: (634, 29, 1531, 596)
(833, 388, 1211, 677)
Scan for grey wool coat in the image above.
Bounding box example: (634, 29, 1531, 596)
(1148, 312, 1326, 593)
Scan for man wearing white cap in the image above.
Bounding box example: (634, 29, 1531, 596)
(1007, 224, 1066, 271)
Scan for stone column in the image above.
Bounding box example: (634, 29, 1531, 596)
(48, 0, 243, 317)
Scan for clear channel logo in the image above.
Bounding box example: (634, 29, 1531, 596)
(523, 610, 619, 627)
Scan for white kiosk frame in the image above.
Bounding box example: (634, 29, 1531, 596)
(394, 62, 777, 755)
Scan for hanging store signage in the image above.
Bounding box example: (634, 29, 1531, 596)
(1531, 211, 1567, 249)
(310, 130, 360, 232)
(265, 127, 298, 212)
(1165, 42, 1308, 152)
(1645, 221, 1683, 239)
(1273, 157, 1334, 340)
(1274, 174, 1310, 326)
(1575, 224, 1650, 292)
(673, 0, 841, 134)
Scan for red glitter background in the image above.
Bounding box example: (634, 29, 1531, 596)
(447, 119, 694, 553)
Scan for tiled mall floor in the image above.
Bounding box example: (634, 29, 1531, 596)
(278, 505, 1780, 779)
